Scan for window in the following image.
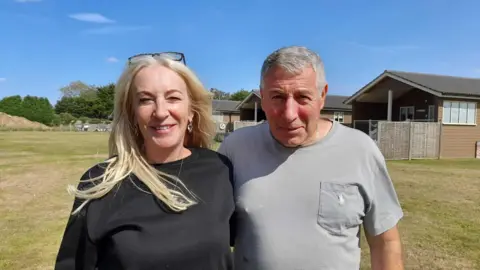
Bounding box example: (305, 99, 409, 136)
(399, 106, 415, 121)
(442, 101, 476, 125)
(333, 112, 344, 123)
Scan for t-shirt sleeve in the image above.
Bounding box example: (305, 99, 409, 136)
(363, 148, 404, 237)
(54, 173, 99, 269)
(217, 137, 230, 159)
(217, 136, 237, 247)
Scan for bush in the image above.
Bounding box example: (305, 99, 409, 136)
(214, 132, 230, 142)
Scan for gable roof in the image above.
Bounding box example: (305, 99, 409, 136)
(389, 70, 480, 96)
(234, 90, 261, 110)
(212, 100, 240, 112)
(345, 70, 480, 104)
(324, 95, 351, 110)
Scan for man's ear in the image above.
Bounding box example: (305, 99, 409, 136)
(321, 84, 328, 99)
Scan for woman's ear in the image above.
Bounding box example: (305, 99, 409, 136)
(188, 110, 194, 123)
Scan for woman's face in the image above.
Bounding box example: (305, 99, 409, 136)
(132, 64, 193, 154)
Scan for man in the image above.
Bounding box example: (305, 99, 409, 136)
(219, 46, 404, 270)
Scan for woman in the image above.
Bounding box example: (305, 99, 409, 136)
(55, 53, 235, 270)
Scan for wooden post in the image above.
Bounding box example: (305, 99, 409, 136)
(387, 90, 393, 121)
(438, 122, 443, 159)
(408, 121, 413, 160)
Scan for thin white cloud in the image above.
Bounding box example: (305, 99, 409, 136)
(473, 68, 480, 74)
(349, 42, 419, 53)
(106, 57, 119, 63)
(83, 25, 150, 35)
(0, 78, 6, 82)
(69, 13, 115, 24)
(15, 0, 42, 3)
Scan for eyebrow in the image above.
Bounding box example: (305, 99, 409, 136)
(136, 90, 154, 97)
(165, 89, 184, 95)
(267, 88, 313, 96)
(136, 89, 184, 96)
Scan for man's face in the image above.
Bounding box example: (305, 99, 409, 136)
(260, 66, 328, 147)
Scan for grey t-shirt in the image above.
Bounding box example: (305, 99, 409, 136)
(218, 120, 403, 270)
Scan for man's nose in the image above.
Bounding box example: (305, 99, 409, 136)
(282, 97, 298, 122)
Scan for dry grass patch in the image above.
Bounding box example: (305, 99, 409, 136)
(360, 159, 480, 270)
(0, 132, 479, 270)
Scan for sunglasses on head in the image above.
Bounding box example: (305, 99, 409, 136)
(127, 52, 186, 65)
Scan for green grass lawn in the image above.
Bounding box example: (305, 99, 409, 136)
(1, 131, 479, 270)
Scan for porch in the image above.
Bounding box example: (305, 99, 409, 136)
(235, 91, 266, 122)
(349, 76, 439, 123)
(345, 74, 443, 160)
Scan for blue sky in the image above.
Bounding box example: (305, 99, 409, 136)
(1, 0, 480, 105)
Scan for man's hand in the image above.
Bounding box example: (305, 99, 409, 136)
(366, 225, 404, 270)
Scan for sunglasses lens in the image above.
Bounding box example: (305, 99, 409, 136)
(128, 52, 184, 65)
(158, 52, 182, 61)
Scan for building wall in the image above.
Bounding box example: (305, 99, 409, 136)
(437, 98, 480, 158)
(351, 101, 387, 121)
(240, 108, 266, 121)
(216, 112, 240, 132)
(222, 112, 240, 123)
(352, 88, 438, 122)
(350, 86, 480, 159)
(392, 88, 437, 121)
(322, 110, 352, 126)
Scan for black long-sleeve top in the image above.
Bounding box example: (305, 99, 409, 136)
(54, 147, 235, 270)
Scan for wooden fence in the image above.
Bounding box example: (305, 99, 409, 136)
(377, 121, 441, 160)
(233, 120, 260, 130)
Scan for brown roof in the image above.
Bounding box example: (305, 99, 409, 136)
(345, 70, 480, 104)
(212, 100, 240, 112)
(387, 70, 480, 97)
(235, 90, 351, 111)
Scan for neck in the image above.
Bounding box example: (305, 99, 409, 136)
(144, 144, 191, 164)
(299, 118, 333, 147)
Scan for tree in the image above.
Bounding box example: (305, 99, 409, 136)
(230, 89, 250, 101)
(55, 82, 115, 119)
(95, 83, 115, 118)
(60, 80, 97, 101)
(209, 88, 230, 100)
(0, 95, 54, 126)
(0, 95, 23, 116)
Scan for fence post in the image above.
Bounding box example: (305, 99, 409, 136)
(437, 122, 443, 159)
(377, 121, 382, 146)
(408, 121, 413, 160)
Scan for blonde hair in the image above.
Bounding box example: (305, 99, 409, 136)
(68, 56, 215, 215)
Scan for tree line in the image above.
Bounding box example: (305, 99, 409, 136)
(0, 81, 252, 127)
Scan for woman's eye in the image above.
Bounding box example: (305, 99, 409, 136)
(139, 98, 153, 103)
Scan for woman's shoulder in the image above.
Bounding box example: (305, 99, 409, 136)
(77, 157, 116, 189)
(193, 147, 232, 167)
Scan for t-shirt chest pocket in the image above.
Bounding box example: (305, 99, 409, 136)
(317, 182, 364, 236)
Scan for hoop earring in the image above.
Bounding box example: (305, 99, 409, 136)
(187, 120, 193, 133)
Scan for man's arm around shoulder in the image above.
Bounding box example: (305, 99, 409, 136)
(366, 225, 404, 270)
(363, 140, 405, 270)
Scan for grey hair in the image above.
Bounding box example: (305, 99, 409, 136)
(260, 46, 327, 91)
